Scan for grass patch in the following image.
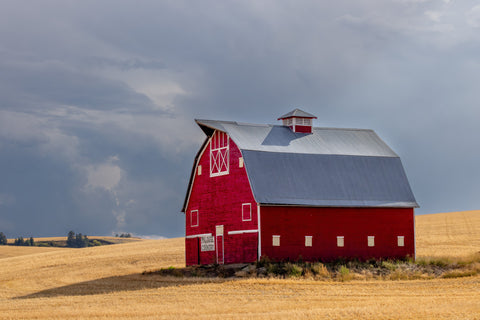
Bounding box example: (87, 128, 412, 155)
(144, 254, 480, 281)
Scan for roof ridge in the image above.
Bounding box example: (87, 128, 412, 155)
(196, 119, 372, 131)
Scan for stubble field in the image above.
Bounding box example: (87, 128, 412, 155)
(1, 211, 480, 319)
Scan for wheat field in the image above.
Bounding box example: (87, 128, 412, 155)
(0, 211, 479, 319)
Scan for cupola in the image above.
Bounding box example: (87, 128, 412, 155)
(278, 108, 317, 133)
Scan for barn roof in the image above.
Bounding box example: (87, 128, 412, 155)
(278, 108, 317, 119)
(184, 119, 418, 210)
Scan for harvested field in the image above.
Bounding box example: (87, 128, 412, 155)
(0, 210, 479, 319)
(416, 210, 480, 257)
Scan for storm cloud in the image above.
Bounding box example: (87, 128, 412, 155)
(0, 1, 479, 238)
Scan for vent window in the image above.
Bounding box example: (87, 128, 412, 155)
(337, 236, 344, 247)
(190, 210, 198, 227)
(305, 236, 312, 247)
(368, 236, 375, 247)
(397, 236, 405, 247)
(272, 235, 280, 247)
(242, 203, 252, 221)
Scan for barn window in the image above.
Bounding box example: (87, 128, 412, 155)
(368, 236, 375, 247)
(337, 236, 344, 247)
(190, 210, 199, 227)
(305, 236, 312, 247)
(282, 118, 293, 126)
(197, 165, 202, 176)
(239, 157, 244, 168)
(272, 235, 280, 246)
(210, 131, 229, 177)
(242, 203, 252, 221)
(397, 236, 405, 247)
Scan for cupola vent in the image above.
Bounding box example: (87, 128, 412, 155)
(278, 108, 317, 133)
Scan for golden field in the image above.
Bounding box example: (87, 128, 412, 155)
(0, 211, 479, 319)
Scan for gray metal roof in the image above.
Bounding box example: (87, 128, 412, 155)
(278, 108, 317, 119)
(242, 151, 418, 207)
(184, 119, 418, 210)
(195, 119, 398, 157)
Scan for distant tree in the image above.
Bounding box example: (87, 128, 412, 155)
(119, 233, 132, 238)
(67, 230, 76, 247)
(83, 235, 89, 247)
(66, 231, 90, 248)
(14, 237, 25, 246)
(29, 237, 35, 246)
(0, 232, 7, 245)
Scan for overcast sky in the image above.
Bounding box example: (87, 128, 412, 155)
(1, 1, 479, 238)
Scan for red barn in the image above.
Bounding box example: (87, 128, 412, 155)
(182, 109, 418, 265)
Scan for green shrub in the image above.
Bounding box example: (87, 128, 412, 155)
(284, 262, 303, 277)
(338, 265, 352, 282)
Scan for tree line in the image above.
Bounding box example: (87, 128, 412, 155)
(0, 231, 100, 248)
(0, 232, 35, 246)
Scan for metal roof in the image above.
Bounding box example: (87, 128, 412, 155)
(183, 119, 418, 210)
(195, 119, 398, 157)
(242, 151, 418, 207)
(278, 108, 317, 119)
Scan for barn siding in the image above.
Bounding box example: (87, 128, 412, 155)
(260, 206, 415, 261)
(185, 131, 258, 265)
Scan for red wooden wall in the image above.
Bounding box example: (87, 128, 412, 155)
(260, 206, 415, 261)
(185, 131, 258, 265)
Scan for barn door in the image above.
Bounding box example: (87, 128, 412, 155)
(216, 225, 224, 264)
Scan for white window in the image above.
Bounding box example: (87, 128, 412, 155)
(368, 236, 375, 247)
(272, 235, 280, 247)
(197, 165, 202, 176)
(294, 118, 312, 126)
(239, 157, 244, 168)
(397, 236, 405, 247)
(305, 236, 312, 247)
(210, 131, 229, 177)
(337, 236, 344, 247)
(190, 210, 199, 227)
(242, 203, 252, 221)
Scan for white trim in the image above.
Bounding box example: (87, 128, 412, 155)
(185, 233, 212, 239)
(190, 210, 199, 227)
(242, 203, 252, 221)
(197, 165, 202, 176)
(183, 135, 211, 213)
(216, 225, 224, 264)
(216, 225, 224, 236)
(228, 229, 258, 235)
(239, 157, 244, 168)
(413, 210, 416, 260)
(210, 131, 230, 177)
(257, 204, 261, 259)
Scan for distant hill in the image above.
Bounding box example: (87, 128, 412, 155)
(416, 210, 480, 257)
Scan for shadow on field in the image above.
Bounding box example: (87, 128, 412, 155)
(15, 273, 226, 299)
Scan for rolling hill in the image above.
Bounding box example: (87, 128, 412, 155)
(0, 210, 479, 319)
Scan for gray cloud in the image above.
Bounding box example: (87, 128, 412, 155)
(0, 1, 479, 238)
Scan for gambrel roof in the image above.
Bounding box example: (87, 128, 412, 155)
(182, 119, 418, 211)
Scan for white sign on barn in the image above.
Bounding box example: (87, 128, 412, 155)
(201, 235, 215, 252)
